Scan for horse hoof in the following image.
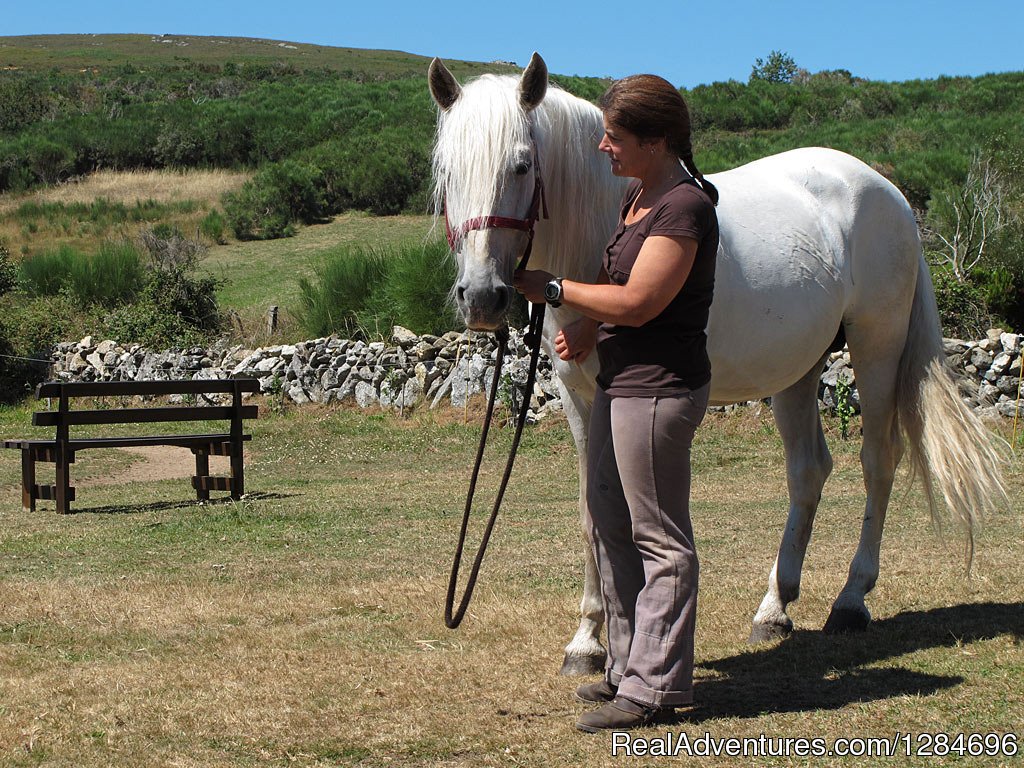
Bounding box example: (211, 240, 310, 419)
(559, 653, 605, 677)
(823, 607, 870, 634)
(747, 618, 793, 644)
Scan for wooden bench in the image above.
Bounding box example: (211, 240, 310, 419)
(4, 378, 259, 514)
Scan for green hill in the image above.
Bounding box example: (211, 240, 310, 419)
(0, 33, 513, 80)
(0, 34, 1022, 334)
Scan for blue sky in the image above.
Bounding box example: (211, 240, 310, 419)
(3, 0, 1021, 87)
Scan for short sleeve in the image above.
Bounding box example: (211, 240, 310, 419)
(648, 184, 712, 242)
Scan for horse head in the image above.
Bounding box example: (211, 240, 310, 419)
(429, 53, 549, 330)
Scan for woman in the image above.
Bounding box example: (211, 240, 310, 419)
(513, 74, 719, 732)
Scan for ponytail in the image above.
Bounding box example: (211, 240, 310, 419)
(680, 151, 719, 206)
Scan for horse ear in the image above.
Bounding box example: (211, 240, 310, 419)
(429, 57, 462, 111)
(518, 52, 548, 113)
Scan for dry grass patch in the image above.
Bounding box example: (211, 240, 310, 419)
(0, 169, 250, 259)
(0, 169, 250, 214)
(0, 405, 1021, 766)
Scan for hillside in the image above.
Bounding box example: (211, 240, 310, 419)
(0, 34, 1022, 363)
(0, 33, 515, 80)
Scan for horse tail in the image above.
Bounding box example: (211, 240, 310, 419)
(895, 251, 1009, 568)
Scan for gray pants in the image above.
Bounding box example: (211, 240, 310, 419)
(586, 383, 709, 708)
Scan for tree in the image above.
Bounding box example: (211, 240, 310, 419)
(927, 154, 1011, 282)
(750, 50, 799, 84)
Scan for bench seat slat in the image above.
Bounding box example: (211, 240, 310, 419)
(36, 379, 261, 398)
(33, 405, 258, 427)
(68, 434, 252, 450)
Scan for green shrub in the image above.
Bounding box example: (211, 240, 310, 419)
(931, 267, 992, 338)
(224, 160, 325, 240)
(199, 209, 227, 244)
(18, 245, 77, 296)
(19, 242, 144, 306)
(100, 301, 207, 349)
(10, 235, 222, 351)
(0, 244, 17, 295)
(298, 245, 390, 338)
(977, 265, 1024, 332)
(70, 241, 145, 306)
(377, 240, 460, 335)
(141, 260, 223, 335)
(0, 293, 87, 403)
(224, 181, 294, 240)
(297, 239, 465, 339)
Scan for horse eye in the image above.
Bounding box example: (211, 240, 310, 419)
(513, 160, 531, 176)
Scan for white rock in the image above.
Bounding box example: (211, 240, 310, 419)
(391, 326, 419, 346)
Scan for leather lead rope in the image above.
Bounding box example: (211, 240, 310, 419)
(444, 299, 546, 629)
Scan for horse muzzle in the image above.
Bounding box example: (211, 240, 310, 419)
(456, 279, 514, 331)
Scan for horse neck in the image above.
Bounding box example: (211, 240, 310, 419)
(529, 96, 626, 283)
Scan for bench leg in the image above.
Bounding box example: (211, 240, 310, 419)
(20, 448, 36, 513)
(230, 443, 244, 500)
(194, 449, 210, 502)
(55, 450, 71, 515)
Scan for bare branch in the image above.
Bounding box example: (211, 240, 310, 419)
(928, 153, 1010, 282)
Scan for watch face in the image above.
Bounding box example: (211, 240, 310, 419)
(544, 281, 559, 301)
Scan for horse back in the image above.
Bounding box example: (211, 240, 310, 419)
(704, 147, 919, 403)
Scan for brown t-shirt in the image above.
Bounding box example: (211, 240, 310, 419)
(596, 177, 718, 397)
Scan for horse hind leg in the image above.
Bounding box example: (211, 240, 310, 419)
(749, 354, 834, 643)
(822, 335, 904, 634)
(560, 536, 606, 675)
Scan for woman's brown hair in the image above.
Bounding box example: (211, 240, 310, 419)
(599, 74, 719, 205)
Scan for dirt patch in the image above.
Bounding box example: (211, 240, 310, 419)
(77, 445, 232, 488)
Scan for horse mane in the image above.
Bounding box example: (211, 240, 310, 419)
(432, 74, 626, 282)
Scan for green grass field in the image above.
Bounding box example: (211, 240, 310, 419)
(0, 401, 1020, 767)
(202, 212, 438, 337)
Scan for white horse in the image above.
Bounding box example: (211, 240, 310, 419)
(429, 53, 1007, 674)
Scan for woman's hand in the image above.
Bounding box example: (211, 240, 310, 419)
(512, 268, 554, 304)
(555, 317, 599, 363)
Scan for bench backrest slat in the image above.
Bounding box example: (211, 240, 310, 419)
(33, 405, 259, 428)
(36, 379, 261, 399)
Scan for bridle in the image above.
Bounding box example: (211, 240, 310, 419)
(443, 134, 549, 262)
(444, 131, 550, 630)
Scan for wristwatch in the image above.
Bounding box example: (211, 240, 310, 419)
(543, 277, 564, 307)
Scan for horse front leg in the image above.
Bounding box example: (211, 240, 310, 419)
(750, 356, 833, 643)
(555, 379, 607, 675)
(560, 518, 606, 675)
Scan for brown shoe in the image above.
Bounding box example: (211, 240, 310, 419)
(575, 696, 659, 733)
(575, 679, 617, 704)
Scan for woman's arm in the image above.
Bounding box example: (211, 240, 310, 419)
(513, 234, 697, 327)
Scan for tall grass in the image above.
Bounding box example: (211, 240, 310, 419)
(17, 243, 75, 296)
(297, 239, 458, 339)
(19, 241, 144, 306)
(13, 197, 199, 229)
(73, 241, 145, 306)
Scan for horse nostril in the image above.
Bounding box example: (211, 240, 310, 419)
(495, 288, 510, 314)
(456, 286, 466, 303)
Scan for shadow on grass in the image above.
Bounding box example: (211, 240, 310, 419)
(65, 490, 295, 515)
(680, 601, 1024, 723)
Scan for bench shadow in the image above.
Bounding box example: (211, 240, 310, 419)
(63, 490, 295, 515)
(671, 601, 1024, 724)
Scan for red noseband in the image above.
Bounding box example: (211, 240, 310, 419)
(444, 135, 549, 272)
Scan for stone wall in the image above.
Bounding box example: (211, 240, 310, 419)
(49, 326, 1024, 419)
